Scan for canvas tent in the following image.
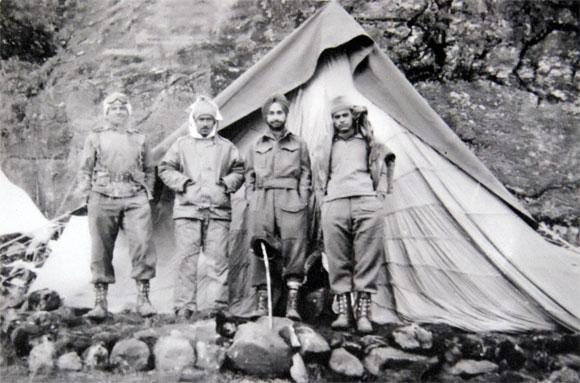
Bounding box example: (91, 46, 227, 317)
(31, 2, 579, 332)
(0, 169, 53, 239)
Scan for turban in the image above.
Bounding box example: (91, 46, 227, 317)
(261, 94, 290, 119)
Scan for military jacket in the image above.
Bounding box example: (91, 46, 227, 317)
(79, 125, 155, 200)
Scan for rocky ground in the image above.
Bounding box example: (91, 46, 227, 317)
(1, 287, 579, 383)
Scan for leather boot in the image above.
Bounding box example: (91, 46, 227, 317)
(356, 292, 373, 334)
(136, 280, 157, 317)
(249, 286, 268, 318)
(285, 281, 302, 321)
(331, 293, 353, 330)
(84, 283, 108, 320)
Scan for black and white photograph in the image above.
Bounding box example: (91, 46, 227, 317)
(1, 0, 578, 382)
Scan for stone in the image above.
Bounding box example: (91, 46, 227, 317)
(279, 325, 301, 350)
(328, 348, 364, 378)
(256, 316, 295, 333)
(154, 330, 195, 371)
(392, 324, 433, 350)
(28, 336, 55, 375)
(290, 353, 309, 383)
(84, 342, 109, 370)
(557, 353, 580, 371)
(294, 324, 330, 357)
(495, 339, 526, 370)
(226, 321, 292, 376)
(56, 351, 83, 371)
(363, 346, 429, 376)
(28, 310, 59, 332)
(109, 338, 151, 372)
(548, 367, 580, 383)
(92, 330, 122, 351)
(25, 289, 61, 311)
(188, 319, 219, 344)
(446, 359, 499, 377)
(10, 323, 39, 356)
(195, 341, 226, 371)
(360, 334, 388, 353)
(179, 367, 208, 382)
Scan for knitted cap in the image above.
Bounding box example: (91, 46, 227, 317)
(189, 95, 222, 120)
(329, 95, 353, 115)
(103, 92, 132, 115)
(261, 94, 290, 119)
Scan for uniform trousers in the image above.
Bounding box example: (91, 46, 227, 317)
(88, 191, 156, 284)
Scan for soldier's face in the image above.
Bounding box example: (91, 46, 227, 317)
(266, 102, 287, 131)
(332, 108, 354, 135)
(105, 103, 129, 126)
(195, 115, 216, 137)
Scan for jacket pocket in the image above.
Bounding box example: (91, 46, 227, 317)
(93, 171, 110, 188)
(255, 145, 273, 170)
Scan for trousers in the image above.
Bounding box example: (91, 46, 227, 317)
(173, 216, 230, 312)
(321, 195, 384, 294)
(88, 191, 156, 284)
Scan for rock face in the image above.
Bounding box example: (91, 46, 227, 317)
(226, 321, 293, 376)
(154, 330, 195, 371)
(56, 351, 83, 371)
(109, 338, 151, 372)
(328, 347, 364, 378)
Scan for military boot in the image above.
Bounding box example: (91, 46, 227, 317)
(136, 280, 157, 317)
(285, 281, 302, 321)
(356, 292, 373, 334)
(249, 286, 268, 318)
(331, 293, 353, 330)
(84, 283, 108, 320)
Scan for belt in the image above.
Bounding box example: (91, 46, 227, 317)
(256, 177, 298, 190)
(109, 173, 133, 182)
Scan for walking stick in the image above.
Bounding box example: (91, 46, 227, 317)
(260, 241, 273, 330)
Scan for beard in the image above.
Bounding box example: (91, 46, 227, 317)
(267, 120, 285, 130)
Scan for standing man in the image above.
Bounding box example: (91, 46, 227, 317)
(158, 96, 244, 319)
(320, 96, 396, 333)
(246, 94, 311, 321)
(78, 92, 157, 319)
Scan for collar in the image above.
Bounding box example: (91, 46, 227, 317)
(333, 132, 363, 142)
(262, 127, 292, 141)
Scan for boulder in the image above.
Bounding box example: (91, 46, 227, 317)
(279, 325, 301, 350)
(25, 289, 61, 311)
(446, 359, 499, 377)
(154, 330, 195, 371)
(56, 351, 83, 371)
(195, 341, 226, 371)
(226, 321, 292, 376)
(392, 324, 433, 351)
(109, 338, 151, 372)
(557, 353, 580, 371)
(10, 323, 39, 356)
(84, 342, 109, 370)
(290, 353, 309, 383)
(363, 347, 433, 376)
(294, 324, 330, 357)
(28, 336, 55, 375)
(548, 367, 580, 383)
(256, 316, 295, 333)
(360, 334, 388, 353)
(328, 348, 364, 378)
(495, 339, 526, 370)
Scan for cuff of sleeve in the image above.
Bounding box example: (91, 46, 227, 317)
(181, 178, 193, 192)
